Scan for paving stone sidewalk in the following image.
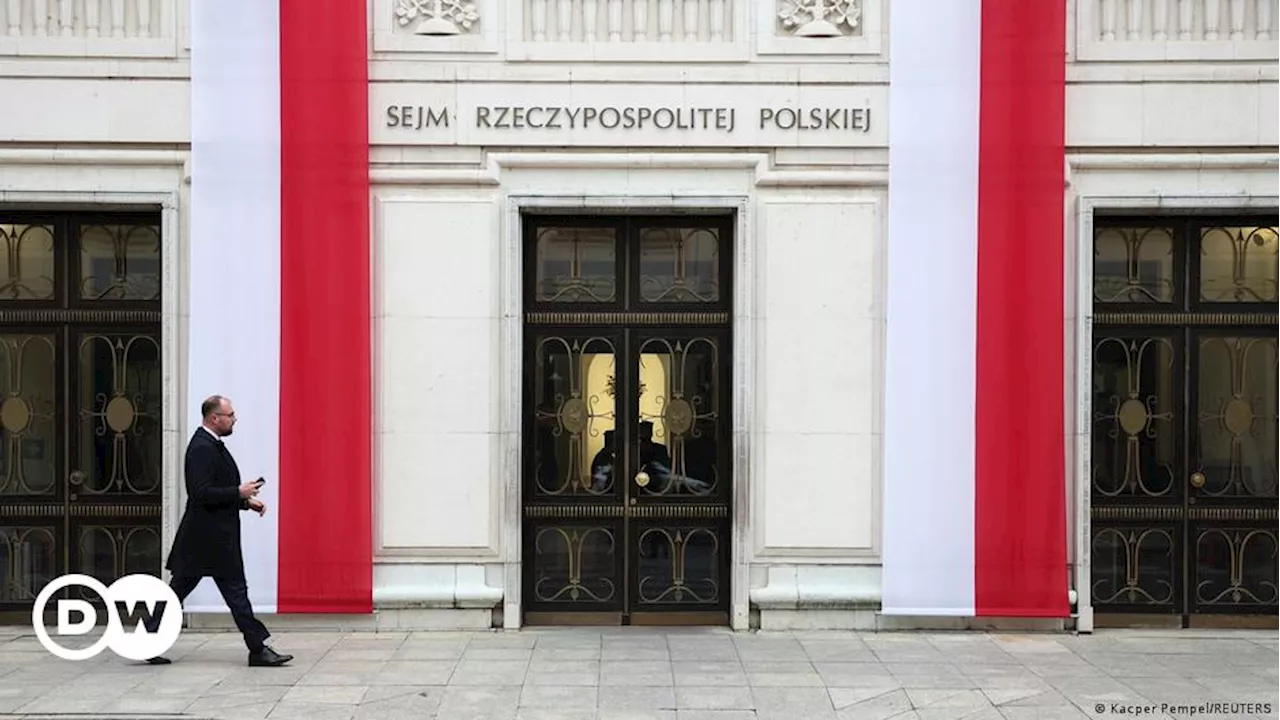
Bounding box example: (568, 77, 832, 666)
(0, 627, 1276, 720)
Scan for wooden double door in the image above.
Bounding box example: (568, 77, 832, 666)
(0, 212, 163, 620)
(521, 214, 732, 625)
(1090, 215, 1278, 627)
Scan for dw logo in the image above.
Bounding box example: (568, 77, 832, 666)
(32, 574, 183, 661)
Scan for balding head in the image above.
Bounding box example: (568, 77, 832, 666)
(201, 395, 237, 437)
(201, 395, 226, 419)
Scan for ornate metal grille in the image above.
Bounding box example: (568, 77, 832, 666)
(0, 211, 162, 617)
(521, 214, 733, 625)
(1090, 214, 1278, 625)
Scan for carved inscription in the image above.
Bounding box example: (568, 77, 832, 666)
(385, 104, 872, 135)
(759, 107, 870, 131)
(387, 105, 451, 129)
(476, 106, 738, 131)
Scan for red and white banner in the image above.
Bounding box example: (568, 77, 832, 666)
(180, 0, 1065, 618)
(184, 0, 372, 614)
(882, 0, 1069, 616)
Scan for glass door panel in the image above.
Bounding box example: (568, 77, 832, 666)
(1188, 331, 1278, 615)
(628, 330, 730, 621)
(523, 329, 625, 620)
(522, 214, 734, 626)
(0, 212, 162, 622)
(1090, 215, 1279, 627)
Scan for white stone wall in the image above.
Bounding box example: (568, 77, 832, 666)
(367, 155, 886, 629)
(0, 0, 1275, 630)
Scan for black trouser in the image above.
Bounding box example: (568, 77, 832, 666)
(148, 574, 271, 653)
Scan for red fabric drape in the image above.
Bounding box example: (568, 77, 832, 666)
(278, 0, 373, 613)
(974, 0, 1070, 616)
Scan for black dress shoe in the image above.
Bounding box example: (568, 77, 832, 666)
(248, 646, 293, 667)
(146, 656, 172, 665)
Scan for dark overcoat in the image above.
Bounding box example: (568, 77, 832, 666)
(166, 428, 249, 578)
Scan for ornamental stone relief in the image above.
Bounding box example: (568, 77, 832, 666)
(777, 0, 861, 37)
(394, 0, 481, 35)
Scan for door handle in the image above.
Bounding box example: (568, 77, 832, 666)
(635, 471, 650, 488)
(1189, 472, 1206, 488)
(69, 470, 85, 501)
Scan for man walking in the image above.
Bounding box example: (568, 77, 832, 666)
(146, 395, 293, 667)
